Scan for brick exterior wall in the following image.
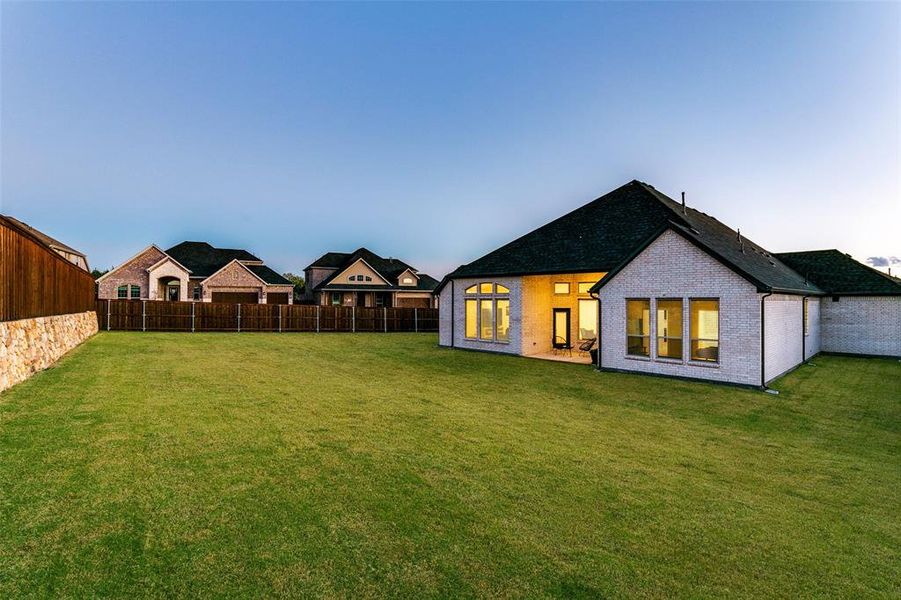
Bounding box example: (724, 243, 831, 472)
(438, 277, 523, 354)
(762, 294, 809, 383)
(820, 296, 901, 356)
(97, 246, 167, 300)
(202, 261, 264, 302)
(598, 230, 763, 386)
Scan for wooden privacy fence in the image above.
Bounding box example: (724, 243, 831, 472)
(1, 216, 96, 321)
(97, 300, 439, 333)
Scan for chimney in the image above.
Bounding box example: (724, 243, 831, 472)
(681, 192, 686, 214)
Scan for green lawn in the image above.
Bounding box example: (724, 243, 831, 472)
(1, 333, 899, 598)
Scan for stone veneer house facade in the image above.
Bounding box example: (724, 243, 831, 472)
(304, 248, 439, 308)
(97, 241, 294, 304)
(437, 180, 900, 388)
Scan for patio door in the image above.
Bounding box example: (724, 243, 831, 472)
(553, 308, 570, 347)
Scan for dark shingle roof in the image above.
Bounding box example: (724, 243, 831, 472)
(246, 264, 293, 286)
(307, 251, 352, 269)
(774, 250, 901, 296)
(442, 180, 821, 295)
(309, 247, 438, 292)
(165, 241, 261, 278)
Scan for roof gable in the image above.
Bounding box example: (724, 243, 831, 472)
(200, 259, 268, 286)
(774, 250, 901, 296)
(97, 245, 168, 282)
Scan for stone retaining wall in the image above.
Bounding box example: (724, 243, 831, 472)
(0, 310, 98, 393)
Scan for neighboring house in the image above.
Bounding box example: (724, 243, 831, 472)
(2, 215, 89, 271)
(304, 248, 439, 308)
(437, 179, 849, 388)
(97, 241, 294, 303)
(775, 250, 901, 357)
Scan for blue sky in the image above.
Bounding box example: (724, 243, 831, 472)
(2, 2, 898, 277)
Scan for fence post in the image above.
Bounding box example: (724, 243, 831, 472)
(316, 305, 320, 333)
(142, 300, 146, 332)
(192, 301, 196, 333)
(237, 303, 241, 333)
(384, 307, 388, 333)
(414, 308, 418, 333)
(278, 304, 282, 333)
(106, 299, 111, 331)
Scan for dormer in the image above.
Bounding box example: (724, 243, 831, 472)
(398, 268, 419, 286)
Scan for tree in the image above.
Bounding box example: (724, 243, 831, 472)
(282, 272, 305, 302)
(91, 268, 108, 280)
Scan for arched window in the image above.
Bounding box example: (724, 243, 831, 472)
(464, 283, 510, 342)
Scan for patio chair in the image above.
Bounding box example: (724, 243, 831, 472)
(553, 336, 574, 357)
(578, 338, 596, 357)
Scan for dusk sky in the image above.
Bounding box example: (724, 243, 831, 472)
(2, 2, 898, 278)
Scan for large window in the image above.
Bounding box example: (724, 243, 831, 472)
(578, 299, 597, 340)
(554, 282, 570, 295)
(130, 285, 140, 299)
(626, 299, 651, 356)
(656, 299, 683, 359)
(690, 299, 719, 362)
(463, 283, 510, 342)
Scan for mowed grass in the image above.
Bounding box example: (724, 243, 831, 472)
(0, 333, 899, 598)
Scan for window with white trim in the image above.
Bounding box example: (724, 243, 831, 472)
(117, 285, 128, 299)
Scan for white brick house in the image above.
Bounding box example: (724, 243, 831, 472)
(438, 180, 898, 388)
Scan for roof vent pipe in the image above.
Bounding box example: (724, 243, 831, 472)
(681, 192, 686, 214)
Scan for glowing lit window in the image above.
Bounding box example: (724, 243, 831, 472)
(554, 282, 570, 295)
(656, 299, 683, 359)
(465, 299, 477, 338)
(496, 299, 510, 342)
(626, 299, 650, 357)
(402, 277, 413, 284)
(462, 282, 510, 343)
(577, 282, 594, 295)
(479, 299, 494, 340)
(578, 299, 597, 340)
(690, 299, 719, 362)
